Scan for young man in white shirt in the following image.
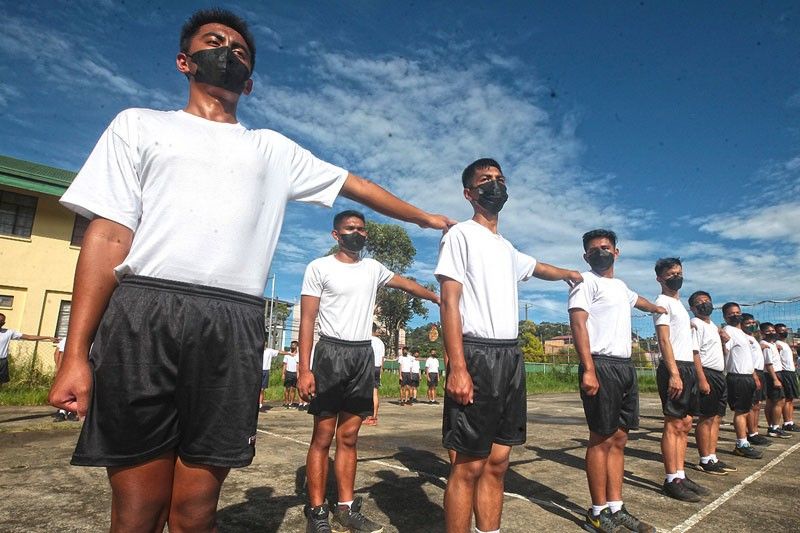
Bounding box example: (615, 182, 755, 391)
(364, 323, 385, 426)
(398, 348, 414, 405)
(0, 313, 57, 386)
(283, 341, 300, 408)
(721, 303, 763, 459)
(48, 10, 454, 532)
(742, 313, 771, 446)
(759, 322, 791, 439)
(436, 158, 582, 533)
(688, 291, 737, 475)
(652, 258, 709, 501)
(259, 344, 279, 410)
(568, 229, 664, 533)
(425, 349, 441, 404)
(410, 349, 422, 403)
(53, 337, 78, 422)
(775, 323, 799, 432)
(298, 210, 440, 533)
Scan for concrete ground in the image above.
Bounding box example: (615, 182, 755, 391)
(0, 393, 798, 532)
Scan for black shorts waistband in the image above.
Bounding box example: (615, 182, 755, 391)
(590, 354, 633, 364)
(728, 372, 754, 378)
(702, 367, 724, 376)
(755, 369, 765, 376)
(462, 336, 518, 347)
(119, 275, 265, 307)
(318, 335, 372, 347)
(663, 360, 695, 368)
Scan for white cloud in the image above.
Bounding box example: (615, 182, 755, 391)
(0, 83, 21, 108)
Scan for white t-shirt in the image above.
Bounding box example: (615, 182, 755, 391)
(283, 353, 299, 373)
(723, 326, 755, 374)
(777, 340, 796, 372)
(0, 328, 22, 359)
(567, 271, 638, 358)
(653, 294, 695, 363)
(399, 354, 413, 373)
(262, 348, 278, 371)
(691, 318, 724, 372)
(411, 359, 421, 374)
(425, 357, 440, 373)
(301, 256, 394, 342)
(761, 341, 783, 372)
(748, 336, 764, 371)
(371, 336, 385, 367)
(60, 109, 348, 296)
(435, 220, 537, 339)
(57, 337, 67, 352)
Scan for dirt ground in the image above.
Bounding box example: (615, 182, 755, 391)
(1, 393, 798, 532)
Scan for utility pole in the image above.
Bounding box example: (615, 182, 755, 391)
(267, 274, 276, 348)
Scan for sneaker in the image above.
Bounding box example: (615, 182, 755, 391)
(305, 503, 332, 533)
(748, 434, 771, 446)
(583, 507, 625, 533)
(52, 411, 67, 422)
(681, 477, 710, 496)
(66, 412, 79, 422)
(733, 445, 763, 459)
(783, 423, 800, 432)
(611, 505, 655, 532)
(331, 496, 383, 533)
(662, 479, 701, 502)
(767, 426, 792, 439)
(712, 459, 737, 472)
(698, 460, 727, 476)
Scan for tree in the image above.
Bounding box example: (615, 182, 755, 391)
(404, 323, 444, 355)
(519, 320, 545, 362)
(265, 300, 293, 348)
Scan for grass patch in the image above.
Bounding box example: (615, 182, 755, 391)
(0, 356, 54, 406)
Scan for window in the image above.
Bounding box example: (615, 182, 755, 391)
(55, 301, 71, 338)
(71, 215, 90, 246)
(0, 190, 37, 238)
(0, 295, 13, 308)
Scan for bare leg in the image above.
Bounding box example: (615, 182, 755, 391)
(333, 412, 364, 503)
(733, 412, 749, 440)
(661, 416, 683, 474)
(107, 451, 176, 533)
(444, 451, 486, 533)
(696, 416, 713, 457)
(585, 431, 611, 506)
(306, 416, 337, 507)
(372, 388, 379, 419)
(474, 443, 511, 532)
(783, 398, 795, 425)
(167, 457, 229, 533)
(606, 429, 627, 502)
(749, 402, 761, 434)
(676, 415, 691, 471)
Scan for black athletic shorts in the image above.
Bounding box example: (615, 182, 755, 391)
(764, 369, 786, 402)
(657, 360, 698, 418)
(727, 373, 756, 413)
(780, 370, 799, 400)
(578, 355, 639, 436)
(442, 337, 526, 457)
(72, 275, 265, 468)
(373, 366, 381, 389)
(411, 373, 420, 387)
(284, 371, 298, 388)
(401, 372, 413, 386)
(428, 373, 439, 388)
(308, 336, 374, 418)
(261, 370, 270, 390)
(0, 357, 8, 383)
(754, 370, 766, 402)
(697, 368, 727, 418)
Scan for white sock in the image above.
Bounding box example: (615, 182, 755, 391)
(665, 473, 679, 483)
(710, 454, 718, 462)
(475, 529, 500, 533)
(737, 438, 749, 447)
(591, 503, 608, 516)
(608, 501, 623, 513)
(337, 500, 353, 509)
(676, 470, 686, 479)
(700, 455, 713, 464)
(748, 432, 758, 437)
(58, 409, 67, 415)
(785, 421, 794, 426)
(770, 424, 780, 430)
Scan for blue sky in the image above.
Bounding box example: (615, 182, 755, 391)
(2, 1, 799, 333)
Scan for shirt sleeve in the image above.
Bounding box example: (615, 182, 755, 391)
(567, 278, 592, 312)
(374, 260, 395, 287)
(60, 110, 143, 231)
(513, 248, 538, 282)
(627, 289, 638, 308)
(434, 228, 467, 284)
(280, 136, 349, 207)
(653, 298, 670, 327)
(11, 330, 23, 340)
(300, 261, 324, 297)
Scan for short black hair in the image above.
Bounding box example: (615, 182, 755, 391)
(582, 229, 617, 251)
(775, 323, 787, 329)
(741, 313, 754, 321)
(180, 9, 256, 69)
(759, 322, 774, 332)
(462, 158, 502, 188)
(333, 210, 365, 230)
(721, 302, 740, 315)
(688, 290, 711, 308)
(0, 313, 5, 320)
(654, 257, 682, 276)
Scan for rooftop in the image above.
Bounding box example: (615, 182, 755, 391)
(0, 155, 76, 196)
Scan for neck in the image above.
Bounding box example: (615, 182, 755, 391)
(334, 248, 360, 264)
(184, 85, 239, 123)
(472, 211, 499, 233)
(661, 288, 678, 298)
(593, 267, 615, 279)
(696, 315, 712, 323)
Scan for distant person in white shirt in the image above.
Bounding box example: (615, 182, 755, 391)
(52, 336, 77, 422)
(297, 210, 440, 533)
(741, 313, 770, 446)
(568, 229, 663, 532)
(435, 158, 582, 533)
(0, 313, 57, 386)
(410, 349, 422, 403)
(364, 323, 385, 426)
(688, 291, 737, 475)
(259, 344, 280, 410)
(398, 348, 414, 405)
(759, 322, 791, 439)
(425, 349, 441, 404)
(774, 323, 799, 432)
(652, 258, 709, 501)
(283, 341, 300, 408)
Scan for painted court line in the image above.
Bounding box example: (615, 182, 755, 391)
(671, 441, 800, 533)
(258, 428, 580, 516)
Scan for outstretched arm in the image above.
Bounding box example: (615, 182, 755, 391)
(532, 262, 583, 287)
(340, 173, 456, 231)
(384, 275, 440, 305)
(21, 333, 58, 342)
(634, 296, 667, 315)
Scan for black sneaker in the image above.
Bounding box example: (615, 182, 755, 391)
(611, 505, 655, 532)
(305, 503, 332, 533)
(733, 445, 763, 459)
(662, 479, 701, 502)
(783, 423, 800, 432)
(698, 460, 727, 476)
(681, 476, 710, 496)
(331, 496, 383, 533)
(767, 426, 792, 439)
(748, 434, 771, 446)
(583, 507, 625, 532)
(52, 411, 67, 422)
(712, 459, 737, 472)
(66, 412, 79, 421)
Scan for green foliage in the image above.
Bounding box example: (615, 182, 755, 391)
(0, 355, 54, 405)
(536, 321, 571, 341)
(404, 323, 444, 354)
(519, 320, 545, 362)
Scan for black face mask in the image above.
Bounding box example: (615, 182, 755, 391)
(473, 180, 509, 214)
(764, 333, 777, 341)
(694, 301, 713, 317)
(725, 314, 743, 326)
(339, 232, 366, 252)
(778, 331, 788, 340)
(586, 249, 615, 272)
(665, 275, 683, 291)
(188, 47, 250, 94)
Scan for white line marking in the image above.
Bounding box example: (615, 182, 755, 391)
(671, 441, 800, 532)
(258, 428, 580, 515)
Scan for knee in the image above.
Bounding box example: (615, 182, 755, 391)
(451, 460, 485, 484)
(336, 427, 359, 448)
(612, 430, 628, 448)
(310, 431, 335, 452)
(168, 501, 216, 533)
(484, 456, 509, 479)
